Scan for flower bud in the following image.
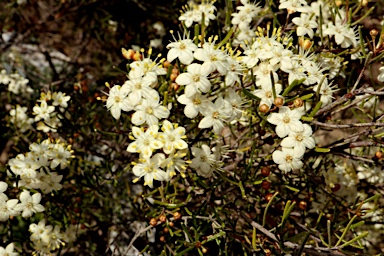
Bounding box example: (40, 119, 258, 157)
(133, 52, 142, 61)
(261, 166, 270, 177)
(149, 218, 158, 227)
(173, 212, 182, 220)
(261, 180, 271, 190)
(299, 201, 307, 210)
(294, 98, 304, 108)
(202, 247, 208, 254)
(170, 73, 178, 82)
(172, 82, 180, 91)
(122, 48, 134, 59)
(265, 193, 273, 202)
(259, 104, 270, 113)
(159, 215, 167, 223)
(172, 68, 179, 75)
(370, 29, 378, 37)
(163, 60, 171, 69)
(335, 0, 342, 6)
(375, 151, 383, 159)
(163, 227, 169, 233)
(361, 0, 368, 7)
(159, 236, 165, 242)
(274, 97, 284, 107)
(168, 221, 174, 227)
(303, 39, 312, 50)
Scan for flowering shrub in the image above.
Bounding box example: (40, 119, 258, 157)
(1, 0, 384, 255)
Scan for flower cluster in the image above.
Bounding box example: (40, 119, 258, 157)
(0, 69, 33, 95)
(8, 139, 72, 192)
(29, 219, 79, 255)
(33, 91, 71, 132)
(179, 0, 217, 28)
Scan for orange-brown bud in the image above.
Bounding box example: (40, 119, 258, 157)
(265, 193, 273, 202)
(159, 236, 165, 242)
(299, 201, 307, 210)
(133, 52, 142, 61)
(294, 98, 304, 108)
(172, 82, 180, 91)
(163, 227, 169, 233)
(149, 218, 158, 227)
(261, 180, 271, 190)
(370, 29, 379, 37)
(159, 215, 167, 223)
(261, 166, 270, 177)
(259, 104, 270, 113)
(274, 97, 284, 107)
(173, 212, 182, 221)
(170, 73, 178, 82)
(168, 221, 174, 227)
(375, 151, 383, 159)
(163, 60, 171, 69)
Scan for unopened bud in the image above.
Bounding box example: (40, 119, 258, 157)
(261, 180, 271, 190)
(149, 218, 158, 227)
(159, 215, 167, 223)
(122, 48, 135, 59)
(170, 73, 178, 82)
(274, 97, 284, 107)
(133, 52, 142, 61)
(303, 39, 312, 50)
(163, 60, 171, 69)
(259, 104, 270, 113)
(202, 247, 208, 254)
(375, 151, 383, 159)
(172, 68, 179, 75)
(261, 166, 270, 177)
(335, 0, 342, 6)
(370, 29, 378, 37)
(172, 82, 180, 91)
(173, 212, 182, 220)
(299, 201, 307, 210)
(361, 0, 368, 7)
(159, 236, 165, 242)
(294, 98, 304, 108)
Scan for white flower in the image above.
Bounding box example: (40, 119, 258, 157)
(281, 123, 315, 157)
(0, 243, 18, 256)
(313, 80, 338, 107)
(176, 63, 211, 97)
(252, 83, 283, 108)
(278, 0, 309, 13)
(177, 92, 210, 119)
(0, 199, 19, 221)
(127, 125, 163, 159)
(123, 71, 157, 100)
(199, 97, 233, 134)
(132, 153, 168, 188)
(190, 145, 216, 178)
(14, 191, 45, 218)
(378, 66, 384, 82)
(267, 106, 304, 138)
(131, 92, 170, 126)
(166, 33, 197, 65)
(292, 13, 318, 38)
(161, 149, 189, 179)
(158, 120, 188, 154)
(253, 61, 279, 87)
(194, 42, 228, 75)
(106, 84, 135, 120)
(33, 101, 55, 122)
(272, 147, 303, 173)
(48, 143, 72, 169)
(323, 24, 358, 48)
(0, 182, 8, 201)
(51, 92, 71, 108)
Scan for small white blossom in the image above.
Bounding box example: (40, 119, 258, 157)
(267, 106, 304, 138)
(127, 125, 163, 159)
(190, 145, 216, 178)
(272, 147, 303, 173)
(14, 191, 45, 218)
(132, 153, 168, 188)
(281, 124, 316, 157)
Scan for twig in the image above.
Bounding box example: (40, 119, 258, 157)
(312, 120, 384, 129)
(333, 152, 374, 163)
(240, 213, 346, 256)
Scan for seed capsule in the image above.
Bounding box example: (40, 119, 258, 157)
(261, 166, 270, 177)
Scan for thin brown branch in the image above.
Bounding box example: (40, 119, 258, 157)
(312, 120, 384, 129)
